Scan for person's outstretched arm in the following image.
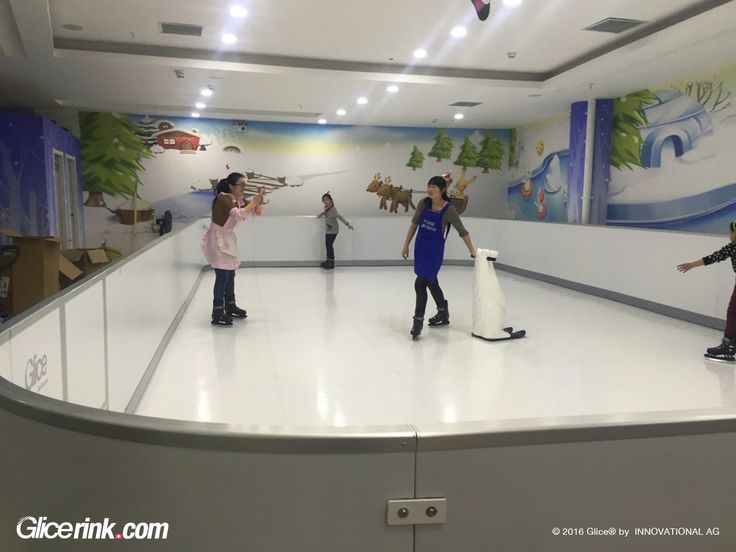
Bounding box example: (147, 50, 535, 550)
(677, 259, 704, 272)
(337, 214, 353, 229)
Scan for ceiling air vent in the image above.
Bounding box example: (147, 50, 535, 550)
(449, 101, 482, 107)
(583, 18, 646, 34)
(159, 22, 203, 37)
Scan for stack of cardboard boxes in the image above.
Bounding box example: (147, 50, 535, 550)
(0, 229, 111, 320)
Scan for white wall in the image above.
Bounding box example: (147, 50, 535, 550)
(237, 216, 730, 321)
(492, 220, 730, 320)
(64, 282, 106, 408)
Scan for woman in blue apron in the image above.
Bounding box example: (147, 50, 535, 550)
(402, 175, 476, 340)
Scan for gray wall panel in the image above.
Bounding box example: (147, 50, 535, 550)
(415, 432, 736, 551)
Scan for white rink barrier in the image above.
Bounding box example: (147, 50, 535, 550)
(1, 216, 730, 408)
(1, 216, 729, 408)
(2, 217, 735, 551)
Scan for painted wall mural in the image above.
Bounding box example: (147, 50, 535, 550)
(0, 114, 83, 242)
(607, 63, 736, 234)
(506, 113, 571, 223)
(80, 114, 512, 253)
(506, 61, 736, 236)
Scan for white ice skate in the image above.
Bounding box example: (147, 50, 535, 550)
(472, 248, 526, 341)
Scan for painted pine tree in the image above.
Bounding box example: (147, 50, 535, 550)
(477, 131, 505, 173)
(508, 128, 518, 169)
(427, 129, 453, 162)
(136, 115, 159, 149)
(406, 145, 425, 170)
(454, 137, 479, 170)
(610, 90, 657, 170)
(80, 112, 153, 207)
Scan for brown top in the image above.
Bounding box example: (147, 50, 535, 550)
(411, 199, 468, 237)
(212, 194, 243, 226)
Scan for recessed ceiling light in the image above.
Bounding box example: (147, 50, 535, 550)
(356, 97, 368, 105)
(222, 33, 237, 44)
(454, 113, 464, 120)
(191, 112, 201, 118)
(336, 109, 346, 116)
(318, 119, 327, 124)
(195, 102, 207, 109)
(62, 24, 84, 31)
(200, 88, 213, 97)
(451, 26, 467, 38)
(229, 5, 248, 17)
(504, 0, 522, 6)
(386, 85, 399, 93)
(413, 48, 427, 59)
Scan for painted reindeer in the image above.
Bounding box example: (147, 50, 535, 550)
(376, 176, 394, 210)
(366, 172, 383, 193)
(453, 167, 477, 199)
(366, 172, 388, 209)
(389, 185, 415, 213)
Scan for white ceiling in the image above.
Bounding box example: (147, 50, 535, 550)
(1, 0, 735, 128)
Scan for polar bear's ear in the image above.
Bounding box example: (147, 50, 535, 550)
(489, 250, 499, 259)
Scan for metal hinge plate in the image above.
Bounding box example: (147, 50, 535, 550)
(386, 498, 447, 526)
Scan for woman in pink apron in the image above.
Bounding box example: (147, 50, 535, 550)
(202, 172, 263, 325)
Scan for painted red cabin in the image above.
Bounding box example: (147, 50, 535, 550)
(154, 129, 200, 151)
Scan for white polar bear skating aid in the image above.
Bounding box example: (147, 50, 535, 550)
(472, 248, 526, 341)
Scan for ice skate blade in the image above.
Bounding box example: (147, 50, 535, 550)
(472, 329, 526, 341)
(704, 353, 735, 363)
(428, 321, 449, 327)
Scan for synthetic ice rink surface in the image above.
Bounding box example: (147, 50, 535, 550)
(136, 266, 731, 428)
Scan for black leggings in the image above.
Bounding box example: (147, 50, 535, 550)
(414, 276, 446, 318)
(325, 233, 337, 260)
(213, 269, 235, 304)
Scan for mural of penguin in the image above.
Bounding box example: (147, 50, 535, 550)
(535, 187, 548, 219)
(520, 172, 533, 200)
(472, 248, 526, 341)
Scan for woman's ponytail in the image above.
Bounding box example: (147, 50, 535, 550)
(212, 172, 245, 208)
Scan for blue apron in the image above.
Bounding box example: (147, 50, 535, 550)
(414, 201, 450, 280)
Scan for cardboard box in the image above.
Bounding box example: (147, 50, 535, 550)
(61, 248, 111, 277)
(0, 229, 82, 315)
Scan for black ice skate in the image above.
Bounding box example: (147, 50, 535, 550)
(704, 337, 736, 362)
(211, 303, 233, 326)
(428, 301, 449, 327)
(225, 298, 247, 319)
(323, 260, 335, 270)
(410, 317, 423, 340)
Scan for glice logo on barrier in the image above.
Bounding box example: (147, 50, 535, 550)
(17, 516, 169, 540)
(24, 354, 48, 392)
